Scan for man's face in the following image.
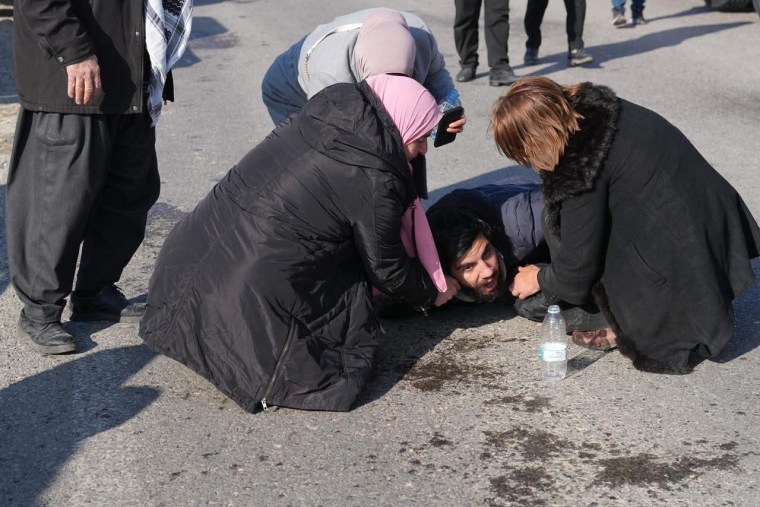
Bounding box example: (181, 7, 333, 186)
(450, 233, 502, 300)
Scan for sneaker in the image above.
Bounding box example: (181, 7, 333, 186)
(489, 66, 518, 86)
(18, 313, 76, 355)
(568, 48, 594, 67)
(631, 15, 646, 25)
(456, 66, 476, 83)
(523, 47, 539, 65)
(612, 8, 626, 26)
(70, 285, 146, 323)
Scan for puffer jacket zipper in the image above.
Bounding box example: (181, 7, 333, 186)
(260, 322, 297, 410)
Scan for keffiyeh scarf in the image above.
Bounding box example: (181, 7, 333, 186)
(144, 0, 193, 126)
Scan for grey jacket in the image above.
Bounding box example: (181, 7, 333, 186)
(296, 8, 454, 102)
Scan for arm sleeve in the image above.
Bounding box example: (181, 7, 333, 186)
(407, 27, 455, 104)
(353, 184, 439, 308)
(421, 33, 455, 104)
(537, 184, 609, 305)
(16, 0, 95, 65)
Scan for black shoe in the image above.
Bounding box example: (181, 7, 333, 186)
(568, 48, 594, 67)
(489, 66, 518, 86)
(18, 314, 76, 355)
(523, 47, 539, 65)
(456, 66, 476, 83)
(70, 285, 146, 323)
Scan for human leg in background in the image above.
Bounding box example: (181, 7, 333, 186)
(523, 0, 547, 65)
(564, 0, 594, 66)
(630, 0, 646, 25)
(454, 0, 482, 82)
(71, 111, 160, 323)
(611, 0, 627, 26)
(483, 0, 518, 86)
(5, 111, 111, 354)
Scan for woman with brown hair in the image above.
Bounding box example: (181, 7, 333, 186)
(493, 76, 760, 373)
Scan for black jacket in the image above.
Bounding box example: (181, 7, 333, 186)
(140, 81, 438, 412)
(12, 0, 164, 114)
(538, 84, 760, 373)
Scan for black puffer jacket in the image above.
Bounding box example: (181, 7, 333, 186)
(538, 84, 760, 373)
(140, 81, 438, 412)
(13, 0, 160, 114)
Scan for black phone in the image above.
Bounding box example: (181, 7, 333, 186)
(433, 106, 464, 148)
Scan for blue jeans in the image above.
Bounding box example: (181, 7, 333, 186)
(261, 37, 308, 126)
(612, 0, 645, 15)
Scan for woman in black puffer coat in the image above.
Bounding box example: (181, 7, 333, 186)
(140, 75, 458, 412)
(496, 77, 760, 374)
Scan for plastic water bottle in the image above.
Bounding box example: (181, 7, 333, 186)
(539, 305, 567, 381)
(430, 89, 461, 142)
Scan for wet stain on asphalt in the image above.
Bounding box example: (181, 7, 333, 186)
(405, 353, 498, 392)
(596, 452, 739, 489)
(429, 432, 454, 448)
(489, 467, 551, 506)
(479, 428, 745, 504)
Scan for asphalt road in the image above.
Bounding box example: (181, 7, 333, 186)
(1, 1, 759, 505)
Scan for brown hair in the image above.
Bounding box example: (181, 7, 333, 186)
(490, 77, 589, 172)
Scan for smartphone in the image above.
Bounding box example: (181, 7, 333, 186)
(433, 106, 464, 148)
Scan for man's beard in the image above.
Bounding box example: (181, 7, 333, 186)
(454, 282, 504, 304)
(472, 283, 503, 303)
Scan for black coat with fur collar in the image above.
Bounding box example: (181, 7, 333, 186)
(537, 84, 760, 373)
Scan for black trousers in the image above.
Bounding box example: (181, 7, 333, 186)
(454, 0, 511, 69)
(5, 108, 160, 323)
(524, 0, 587, 51)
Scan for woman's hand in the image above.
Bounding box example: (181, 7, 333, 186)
(433, 275, 461, 307)
(509, 265, 541, 300)
(446, 114, 466, 134)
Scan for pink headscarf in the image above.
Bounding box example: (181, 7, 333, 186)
(366, 74, 447, 293)
(354, 10, 416, 80)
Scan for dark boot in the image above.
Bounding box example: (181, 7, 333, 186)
(18, 312, 76, 355)
(70, 285, 145, 323)
(489, 66, 519, 86)
(523, 47, 540, 65)
(456, 66, 477, 83)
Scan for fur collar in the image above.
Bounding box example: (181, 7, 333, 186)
(541, 85, 620, 234)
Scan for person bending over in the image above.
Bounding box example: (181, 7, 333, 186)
(492, 76, 760, 374)
(141, 75, 459, 413)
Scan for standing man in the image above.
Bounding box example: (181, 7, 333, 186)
(8, 0, 192, 354)
(523, 0, 594, 67)
(453, 0, 518, 86)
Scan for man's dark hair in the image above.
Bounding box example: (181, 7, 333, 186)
(426, 206, 494, 272)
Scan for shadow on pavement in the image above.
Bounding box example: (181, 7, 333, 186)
(175, 16, 239, 69)
(0, 346, 158, 505)
(516, 21, 751, 74)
